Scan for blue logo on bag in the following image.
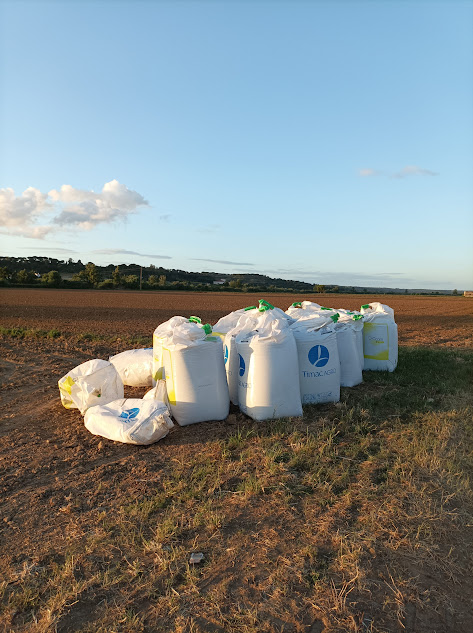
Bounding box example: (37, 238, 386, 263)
(119, 408, 139, 422)
(224, 345, 228, 364)
(239, 354, 245, 376)
(308, 345, 330, 368)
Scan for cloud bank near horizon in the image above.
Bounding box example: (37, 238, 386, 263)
(359, 165, 439, 179)
(0, 180, 148, 238)
(92, 249, 171, 260)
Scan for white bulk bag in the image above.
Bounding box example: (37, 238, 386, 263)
(286, 300, 322, 318)
(162, 321, 229, 425)
(84, 398, 173, 445)
(223, 333, 240, 405)
(336, 312, 365, 371)
(58, 359, 124, 415)
(235, 311, 302, 421)
(334, 325, 363, 387)
(109, 348, 153, 387)
(360, 303, 398, 372)
(212, 306, 257, 341)
(291, 325, 340, 404)
(152, 316, 188, 384)
(222, 303, 292, 406)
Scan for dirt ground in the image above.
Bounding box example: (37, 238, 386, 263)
(1, 288, 472, 348)
(1, 290, 472, 632)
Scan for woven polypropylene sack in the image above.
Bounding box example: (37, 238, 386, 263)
(84, 398, 173, 445)
(109, 348, 153, 387)
(58, 359, 124, 415)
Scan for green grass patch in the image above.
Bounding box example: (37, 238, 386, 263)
(2, 345, 473, 632)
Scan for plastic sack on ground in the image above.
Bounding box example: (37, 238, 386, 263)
(109, 348, 153, 387)
(235, 310, 302, 421)
(84, 398, 173, 445)
(290, 323, 340, 404)
(143, 379, 169, 408)
(58, 359, 124, 415)
(152, 316, 188, 384)
(360, 303, 398, 372)
(162, 321, 230, 425)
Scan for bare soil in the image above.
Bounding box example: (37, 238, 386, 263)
(1, 288, 472, 348)
(1, 290, 472, 632)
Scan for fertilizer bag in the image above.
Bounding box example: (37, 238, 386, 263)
(84, 398, 173, 445)
(109, 348, 153, 387)
(143, 379, 169, 408)
(236, 310, 302, 421)
(360, 303, 398, 372)
(162, 321, 230, 425)
(58, 359, 124, 415)
(334, 324, 363, 387)
(212, 306, 258, 341)
(223, 303, 294, 406)
(335, 311, 364, 370)
(152, 316, 188, 384)
(291, 324, 340, 404)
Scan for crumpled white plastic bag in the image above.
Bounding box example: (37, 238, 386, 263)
(58, 359, 124, 415)
(84, 398, 173, 445)
(109, 348, 153, 387)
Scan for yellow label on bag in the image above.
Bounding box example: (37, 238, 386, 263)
(363, 323, 389, 360)
(162, 348, 176, 405)
(59, 376, 75, 408)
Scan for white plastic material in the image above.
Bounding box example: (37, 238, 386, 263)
(235, 311, 302, 421)
(336, 312, 365, 371)
(223, 333, 240, 405)
(212, 308, 255, 341)
(84, 398, 173, 445)
(162, 321, 229, 425)
(109, 348, 153, 387)
(286, 300, 321, 318)
(334, 324, 363, 387)
(152, 316, 188, 384)
(143, 379, 169, 408)
(291, 325, 340, 404)
(221, 306, 291, 406)
(360, 303, 398, 372)
(58, 359, 124, 415)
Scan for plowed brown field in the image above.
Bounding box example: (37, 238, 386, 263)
(1, 289, 473, 632)
(1, 288, 472, 347)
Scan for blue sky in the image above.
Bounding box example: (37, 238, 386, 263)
(1, 0, 472, 289)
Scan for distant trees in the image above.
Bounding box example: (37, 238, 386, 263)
(42, 270, 62, 287)
(73, 262, 100, 286)
(122, 275, 139, 289)
(112, 266, 122, 287)
(16, 269, 36, 284)
(313, 284, 325, 293)
(452, 289, 458, 295)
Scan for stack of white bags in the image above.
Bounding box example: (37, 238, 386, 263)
(58, 300, 398, 445)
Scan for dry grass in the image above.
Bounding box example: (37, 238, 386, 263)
(0, 339, 472, 632)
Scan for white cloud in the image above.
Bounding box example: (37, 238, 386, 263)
(0, 180, 149, 238)
(0, 187, 52, 238)
(358, 168, 379, 177)
(51, 179, 148, 230)
(392, 165, 438, 178)
(92, 249, 171, 259)
(359, 165, 438, 179)
(192, 258, 254, 266)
